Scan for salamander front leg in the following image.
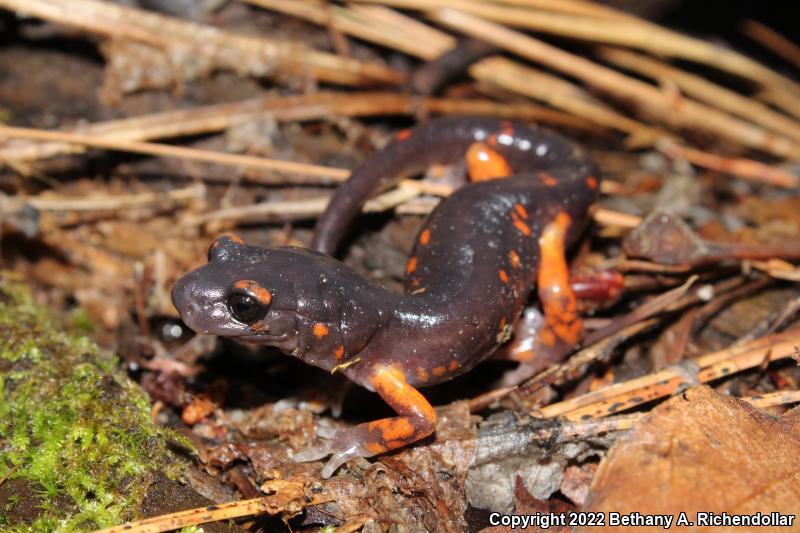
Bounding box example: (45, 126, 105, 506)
(293, 366, 437, 478)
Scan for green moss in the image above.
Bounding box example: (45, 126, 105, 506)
(0, 281, 189, 531)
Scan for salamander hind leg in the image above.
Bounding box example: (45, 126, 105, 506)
(293, 365, 437, 478)
(498, 212, 584, 386)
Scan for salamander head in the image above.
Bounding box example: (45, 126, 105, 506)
(171, 236, 386, 365)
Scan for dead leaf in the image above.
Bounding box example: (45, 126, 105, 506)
(580, 386, 800, 532)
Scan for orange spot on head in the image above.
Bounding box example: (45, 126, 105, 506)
(233, 280, 272, 305)
(416, 367, 429, 382)
(511, 210, 532, 236)
(498, 269, 509, 284)
(396, 129, 411, 141)
(448, 360, 459, 372)
(431, 366, 447, 377)
(514, 203, 529, 220)
(312, 323, 329, 338)
(334, 345, 345, 360)
(586, 175, 598, 189)
(419, 228, 431, 246)
(466, 142, 512, 182)
(406, 256, 418, 274)
(539, 172, 558, 187)
(508, 250, 521, 269)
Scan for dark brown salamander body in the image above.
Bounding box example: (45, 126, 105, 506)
(172, 117, 600, 477)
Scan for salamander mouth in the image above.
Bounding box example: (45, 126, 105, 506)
(236, 331, 291, 344)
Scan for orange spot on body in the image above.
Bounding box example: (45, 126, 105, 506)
(514, 203, 529, 220)
(466, 142, 512, 182)
(511, 210, 531, 236)
(312, 323, 329, 338)
(416, 368, 430, 382)
(419, 228, 431, 246)
(539, 172, 558, 187)
(334, 345, 345, 360)
(508, 250, 521, 269)
(499, 269, 509, 284)
(406, 256, 418, 274)
(432, 366, 447, 377)
(233, 280, 272, 305)
(448, 360, 459, 372)
(396, 129, 411, 141)
(586, 175, 598, 189)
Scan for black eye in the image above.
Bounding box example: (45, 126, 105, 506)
(228, 293, 264, 324)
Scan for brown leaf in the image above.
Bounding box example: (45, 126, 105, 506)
(580, 386, 800, 532)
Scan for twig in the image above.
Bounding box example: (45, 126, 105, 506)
(352, 0, 800, 113)
(470, 57, 662, 144)
(599, 47, 800, 144)
(540, 329, 800, 420)
(741, 19, 800, 72)
(0, 0, 402, 86)
(0, 124, 351, 183)
(657, 141, 799, 188)
(434, 9, 800, 159)
(556, 389, 800, 436)
(93, 480, 334, 533)
(8, 185, 206, 212)
(243, 0, 455, 60)
(0, 92, 599, 164)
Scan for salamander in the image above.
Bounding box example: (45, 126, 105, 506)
(171, 117, 600, 478)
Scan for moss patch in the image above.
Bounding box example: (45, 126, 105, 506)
(0, 281, 188, 531)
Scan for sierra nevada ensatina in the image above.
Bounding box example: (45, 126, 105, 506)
(171, 117, 600, 478)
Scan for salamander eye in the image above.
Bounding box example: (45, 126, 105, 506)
(228, 293, 265, 324)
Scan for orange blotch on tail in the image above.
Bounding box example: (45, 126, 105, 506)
(508, 250, 521, 269)
(466, 142, 512, 182)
